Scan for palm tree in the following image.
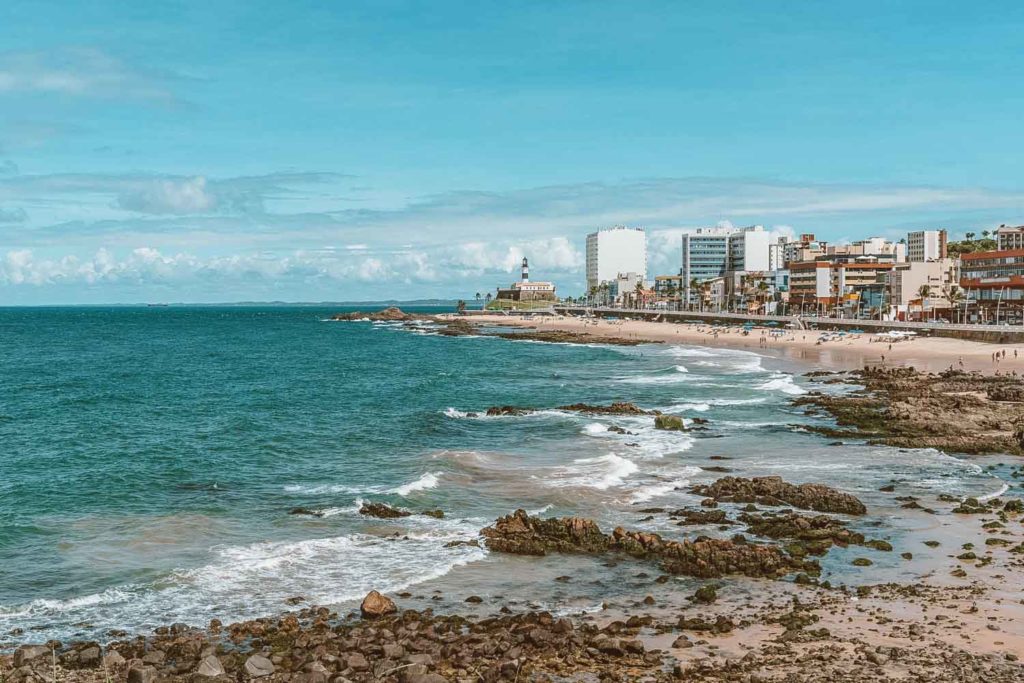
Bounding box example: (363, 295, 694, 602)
(456, 299, 467, 314)
(634, 280, 645, 309)
(917, 284, 931, 321)
(982, 230, 991, 239)
(689, 278, 700, 311)
(485, 292, 493, 304)
(965, 231, 976, 242)
(945, 285, 964, 323)
(757, 280, 770, 314)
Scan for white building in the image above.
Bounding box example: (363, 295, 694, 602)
(728, 225, 771, 272)
(996, 225, 1024, 251)
(682, 225, 770, 304)
(906, 230, 947, 262)
(586, 226, 647, 294)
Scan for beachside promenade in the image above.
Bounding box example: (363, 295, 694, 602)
(551, 306, 1024, 342)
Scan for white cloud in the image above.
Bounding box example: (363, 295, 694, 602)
(0, 48, 175, 102)
(118, 176, 218, 214)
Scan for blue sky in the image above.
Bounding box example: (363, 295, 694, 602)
(1, 1, 1023, 303)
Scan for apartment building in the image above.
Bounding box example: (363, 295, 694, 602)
(586, 226, 647, 294)
(906, 230, 948, 262)
(996, 225, 1024, 251)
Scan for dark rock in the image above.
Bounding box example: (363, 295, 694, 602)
(690, 476, 867, 515)
(359, 502, 412, 519)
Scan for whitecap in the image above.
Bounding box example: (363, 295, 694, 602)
(977, 483, 1010, 502)
(548, 454, 639, 490)
(756, 374, 806, 395)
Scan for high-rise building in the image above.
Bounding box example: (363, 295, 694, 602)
(585, 226, 647, 294)
(728, 225, 770, 272)
(681, 225, 770, 303)
(907, 230, 947, 262)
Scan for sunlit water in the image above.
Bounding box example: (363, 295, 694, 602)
(0, 306, 1019, 645)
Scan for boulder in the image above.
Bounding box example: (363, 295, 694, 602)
(360, 590, 397, 618)
(127, 666, 158, 683)
(654, 415, 686, 431)
(196, 655, 225, 678)
(244, 654, 275, 678)
(13, 645, 50, 668)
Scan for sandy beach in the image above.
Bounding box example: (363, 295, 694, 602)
(466, 313, 1024, 375)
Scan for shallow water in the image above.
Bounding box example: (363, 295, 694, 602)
(0, 306, 1019, 645)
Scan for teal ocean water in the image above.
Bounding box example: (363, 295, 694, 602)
(0, 306, 1017, 645)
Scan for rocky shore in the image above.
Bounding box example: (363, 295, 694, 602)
(794, 367, 1024, 455)
(6, 475, 1024, 682)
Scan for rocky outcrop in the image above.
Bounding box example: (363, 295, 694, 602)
(359, 502, 411, 519)
(480, 509, 811, 579)
(485, 405, 534, 416)
(556, 402, 656, 415)
(737, 511, 866, 556)
(798, 367, 1024, 456)
(486, 402, 657, 417)
(690, 476, 867, 515)
(331, 306, 421, 322)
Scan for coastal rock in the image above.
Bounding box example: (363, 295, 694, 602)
(485, 402, 656, 417)
(330, 307, 417, 322)
(13, 645, 49, 667)
(288, 507, 324, 518)
(794, 367, 1024, 456)
(360, 590, 397, 618)
(243, 654, 275, 678)
(485, 406, 534, 416)
(127, 666, 157, 683)
(669, 508, 730, 525)
(481, 509, 608, 556)
(359, 502, 412, 519)
(654, 414, 686, 431)
(555, 402, 657, 416)
(480, 509, 810, 579)
(196, 655, 225, 678)
(691, 476, 867, 515)
(737, 510, 865, 553)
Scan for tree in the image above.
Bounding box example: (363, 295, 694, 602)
(475, 292, 482, 302)
(456, 299, 467, 314)
(634, 280, 645, 309)
(982, 230, 991, 239)
(917, 284, 931, 321)
(965, 231, 976, 242)
(689, 278, 700, 311)
(485, 292, 493, 303)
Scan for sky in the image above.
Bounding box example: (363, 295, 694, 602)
(1, 1, 1023, 304)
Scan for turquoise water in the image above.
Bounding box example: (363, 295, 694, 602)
(0, 306, 1015, 644)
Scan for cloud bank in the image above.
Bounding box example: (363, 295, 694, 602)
(1, 170, 1022, 303)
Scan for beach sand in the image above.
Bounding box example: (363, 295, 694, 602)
(466, 313, 1024, 375)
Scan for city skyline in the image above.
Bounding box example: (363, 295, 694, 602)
(2, 1, 1024, 304)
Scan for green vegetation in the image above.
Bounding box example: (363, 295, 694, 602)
(947, 233, 997, 257)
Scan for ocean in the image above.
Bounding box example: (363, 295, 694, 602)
(0, 306, 1017, 645)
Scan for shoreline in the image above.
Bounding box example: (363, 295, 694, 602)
(6, 312, 1024, 682)
(457, 313, 1024, 375)
(5, 491, 1024, 682)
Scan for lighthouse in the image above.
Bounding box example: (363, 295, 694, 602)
(521, 256, 529, 283)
